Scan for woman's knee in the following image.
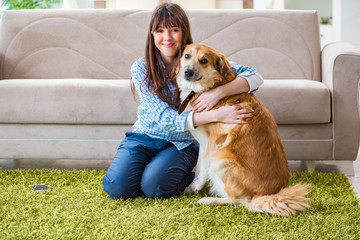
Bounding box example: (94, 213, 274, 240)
(102, 174, 119, 199)
(140, 169, 171, 198)
(141, 172, 194, 198)
(102, 174, 140, 199)
(140, 180, 157, 199)
(140, 165, 194, 199)
(102, 153, 143, 199)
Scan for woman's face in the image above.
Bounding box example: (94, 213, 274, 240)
(153, 26, 183, 65)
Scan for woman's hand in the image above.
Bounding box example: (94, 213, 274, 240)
(191, 76, 251, 112)
(192, 103, 254, 127)
(215, 104, 254, 124)
(191, 88, 223, 112)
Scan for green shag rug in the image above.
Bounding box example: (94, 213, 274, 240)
(0, 169, 359, 240)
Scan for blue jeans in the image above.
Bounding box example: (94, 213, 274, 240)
(102, 132, 198, 199)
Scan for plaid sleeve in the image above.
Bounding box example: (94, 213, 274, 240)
(131, 58, 188, 133)
(229, 61, 256, 77)
(229, 61, 263, 93)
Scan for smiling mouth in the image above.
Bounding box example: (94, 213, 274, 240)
(197, 76, 203, 81)
(163, 43, 174, 47)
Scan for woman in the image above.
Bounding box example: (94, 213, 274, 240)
(102, 2, 263, 199)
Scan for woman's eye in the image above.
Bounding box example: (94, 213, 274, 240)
(155, 29, 163, 33)
(200, 59, 208, 64)
(185, 54, 191, 59)
(171, 28, 180, 32)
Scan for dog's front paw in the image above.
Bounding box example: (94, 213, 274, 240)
(184, 184, 195, 194)
(198, 197, 215, 205)
(184, 177, 203, 194)
(198, 197, 230, 205)
(192, 177, 206, 192)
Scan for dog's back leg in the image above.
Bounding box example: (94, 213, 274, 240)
(196, 164, 247, 206)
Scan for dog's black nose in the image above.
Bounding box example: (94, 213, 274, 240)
(184, 69, 194, 80)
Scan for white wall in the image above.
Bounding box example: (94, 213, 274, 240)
(284, 0, 332, 18)
(341, 0, 360, 49)
(253, 0, 284, 9)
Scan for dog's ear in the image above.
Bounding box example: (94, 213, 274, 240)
(216, 52, 234, 80)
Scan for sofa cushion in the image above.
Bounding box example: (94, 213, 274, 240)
(0, 79, 330, 125)
(256, 80, 331, 124)
(0, 9, 151, 80)
(0, 79, 138, 124)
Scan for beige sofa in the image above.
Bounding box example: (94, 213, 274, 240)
(1, 9, 360, 169)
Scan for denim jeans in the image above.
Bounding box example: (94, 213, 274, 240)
(102, 132, 198, 199)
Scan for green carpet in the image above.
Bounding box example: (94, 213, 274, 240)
(0, 169, 359, 240)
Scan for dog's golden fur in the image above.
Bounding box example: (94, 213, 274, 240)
(177, 44, 310, 216)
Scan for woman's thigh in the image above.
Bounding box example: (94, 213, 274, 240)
(141, 143, 198, 198)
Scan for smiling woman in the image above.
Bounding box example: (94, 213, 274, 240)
(102, 3, 199, 200)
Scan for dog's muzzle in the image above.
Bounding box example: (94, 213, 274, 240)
(184, 68, 194, 81)
(183, 68, 202, 81)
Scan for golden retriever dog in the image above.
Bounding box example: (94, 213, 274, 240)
(177, 44, 310, 216)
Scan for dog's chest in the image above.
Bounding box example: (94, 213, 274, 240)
(190, 126, 208, 148)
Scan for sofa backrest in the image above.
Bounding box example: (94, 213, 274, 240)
(0, 9, 321, 81)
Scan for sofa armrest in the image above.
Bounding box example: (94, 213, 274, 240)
(322, 42, 360, 160)
(0, 54, 3, 79)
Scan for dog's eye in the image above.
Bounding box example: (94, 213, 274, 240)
(200, 59, 208, 64)
(184, 54, 191, 59)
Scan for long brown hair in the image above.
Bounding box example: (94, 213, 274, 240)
(133, 2, 193, 106)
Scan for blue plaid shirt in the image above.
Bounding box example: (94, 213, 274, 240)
(130, 57, 257, 150)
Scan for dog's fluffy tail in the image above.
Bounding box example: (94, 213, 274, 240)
(244, 184, 311, 217)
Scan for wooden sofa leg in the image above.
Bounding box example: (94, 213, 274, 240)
(307, 160, 315, 172)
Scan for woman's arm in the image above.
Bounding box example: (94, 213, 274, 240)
(191, 62, 263, 112)
(192, 104, 254, 127)
(191, 76, 251, 112)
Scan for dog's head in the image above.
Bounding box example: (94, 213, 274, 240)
(177, 44, 236, 94)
